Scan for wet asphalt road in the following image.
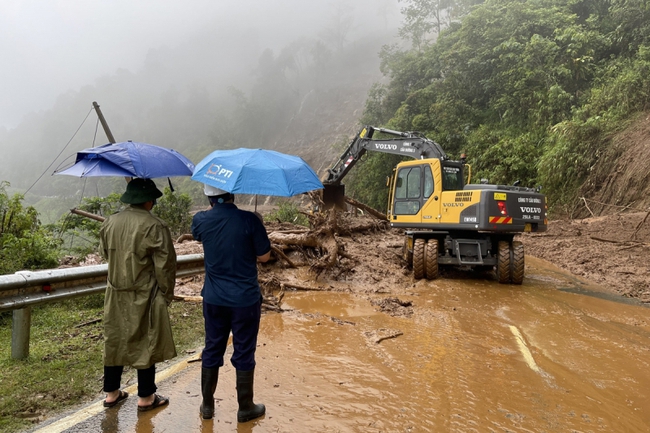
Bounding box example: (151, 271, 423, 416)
(30, 257, 650, 432)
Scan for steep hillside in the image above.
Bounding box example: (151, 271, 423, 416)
(575, 112, 650, 217)
(517, 112, 650, 303)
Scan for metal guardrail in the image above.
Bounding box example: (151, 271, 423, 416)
(1, 254, 205, 359)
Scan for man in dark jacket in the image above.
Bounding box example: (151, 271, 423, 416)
(191, 184, 271, 422)
(99, 178, 177, 412)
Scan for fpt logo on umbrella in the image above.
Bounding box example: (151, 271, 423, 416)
(205, 164, 234, 181)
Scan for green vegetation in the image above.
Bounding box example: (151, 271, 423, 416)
(0, 182, 62, 275)
(265, 200, 310, 227)
(54, 193, 122, 258)
(347, 0, 650, 215)
(0, 295, 204, 433)
(153, 187, 193, 238)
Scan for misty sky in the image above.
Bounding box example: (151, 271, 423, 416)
(0, 0, 399, 130)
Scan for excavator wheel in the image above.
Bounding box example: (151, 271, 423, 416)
(510, 241, 525, 285)
(413, 238, 426, 280)
(424, 239, 439, 280)
(496, 240, 511, 284)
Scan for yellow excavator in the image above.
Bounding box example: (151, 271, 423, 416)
(323, 126, 547, 284)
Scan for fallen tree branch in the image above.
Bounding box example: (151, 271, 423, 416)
(173, 295, 203, 302)
(633, 211, 650, 241)
(70, 208, 105, 222)
(268, 231, 320, 247)
(375, 331, 403, 344)
(618, 244, 647, 251)
(75, 318, 102, 328)
(589, 236, 646, 245)
(590, 236, 647, 248)
(581, 197, 595, 218)
(589, 236, 621, 243)
(271, 245, 296, 268)
(176, 233, 194, 243)
(331, 317, 356, 326)
(262, 303, 284, 312)
(280, 282, 326, 291)
(344, 196, 388, 221)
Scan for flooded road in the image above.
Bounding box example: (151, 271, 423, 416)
(39, 257, 650, 432)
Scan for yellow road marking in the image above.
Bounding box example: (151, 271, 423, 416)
(33, 353, 201, 433)
(509, 325, 540, 373)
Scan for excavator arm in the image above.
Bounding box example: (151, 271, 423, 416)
(324, 126, 446, 186)
(322, 126, 447, 208)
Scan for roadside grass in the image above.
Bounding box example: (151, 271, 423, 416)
(0, 294, 204, 433)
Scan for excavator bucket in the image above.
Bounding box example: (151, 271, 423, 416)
(322, 184, 346, 210)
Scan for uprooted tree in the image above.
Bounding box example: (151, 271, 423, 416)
(264, 194, 389, 276)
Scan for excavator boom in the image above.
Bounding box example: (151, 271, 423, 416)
(324, 126, 446, 186)
(322, 126, 446, 208)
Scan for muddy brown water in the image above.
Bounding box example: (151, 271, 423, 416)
(36, 257, 650, 432)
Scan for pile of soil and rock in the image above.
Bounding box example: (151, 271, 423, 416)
(518, 211, 650, 303)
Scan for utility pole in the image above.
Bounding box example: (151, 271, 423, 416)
(92, 101, 116, 144)
(92, 101, 131, 183)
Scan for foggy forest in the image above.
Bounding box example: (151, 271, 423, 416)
(3, 0, 650, 221)
(0, 0, 400, 220)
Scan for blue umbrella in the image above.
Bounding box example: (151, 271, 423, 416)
(54, 141, 195, 178)
(192, 148, 323, 197)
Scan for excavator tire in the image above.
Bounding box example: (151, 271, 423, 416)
(424, 239, 439, 280)
(510, 241, 525, 285)
(413, 238, 426, 280)
(496, 240, 511, 284)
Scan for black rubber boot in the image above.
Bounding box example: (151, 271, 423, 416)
(200, 367, 219, 420)
(236, 369, 265, 423)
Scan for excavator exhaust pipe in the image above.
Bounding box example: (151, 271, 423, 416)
(322, 184, 346, 210)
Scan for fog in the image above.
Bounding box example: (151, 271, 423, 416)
(0, 0, 404, 213)
(0, 0, 399, 129)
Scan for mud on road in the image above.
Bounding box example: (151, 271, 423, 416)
(519, 211, 650, 303)
(46, 256, 650, 432)
(152, 212, 650, 432)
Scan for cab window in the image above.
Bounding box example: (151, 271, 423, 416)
(394, 166, 421, 215)
(442, 164, 463, 191)
(424, 165, 434, 198)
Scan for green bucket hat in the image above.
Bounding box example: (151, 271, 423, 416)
(120, 178, 163, 204)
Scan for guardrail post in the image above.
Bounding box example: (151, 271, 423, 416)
(11, 306, 31, 359)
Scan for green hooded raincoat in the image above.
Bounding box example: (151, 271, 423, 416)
(99, 205, 177, 369)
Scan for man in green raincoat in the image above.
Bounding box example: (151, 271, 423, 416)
(99, 178, 177, 412)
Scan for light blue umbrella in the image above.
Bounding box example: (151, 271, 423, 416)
(192, 148, 323, 197)
(54, 141, 195, 178)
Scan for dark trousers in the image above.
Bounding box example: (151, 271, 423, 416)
(202, 299, 261, 371)
(104, 364, 157, 398)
